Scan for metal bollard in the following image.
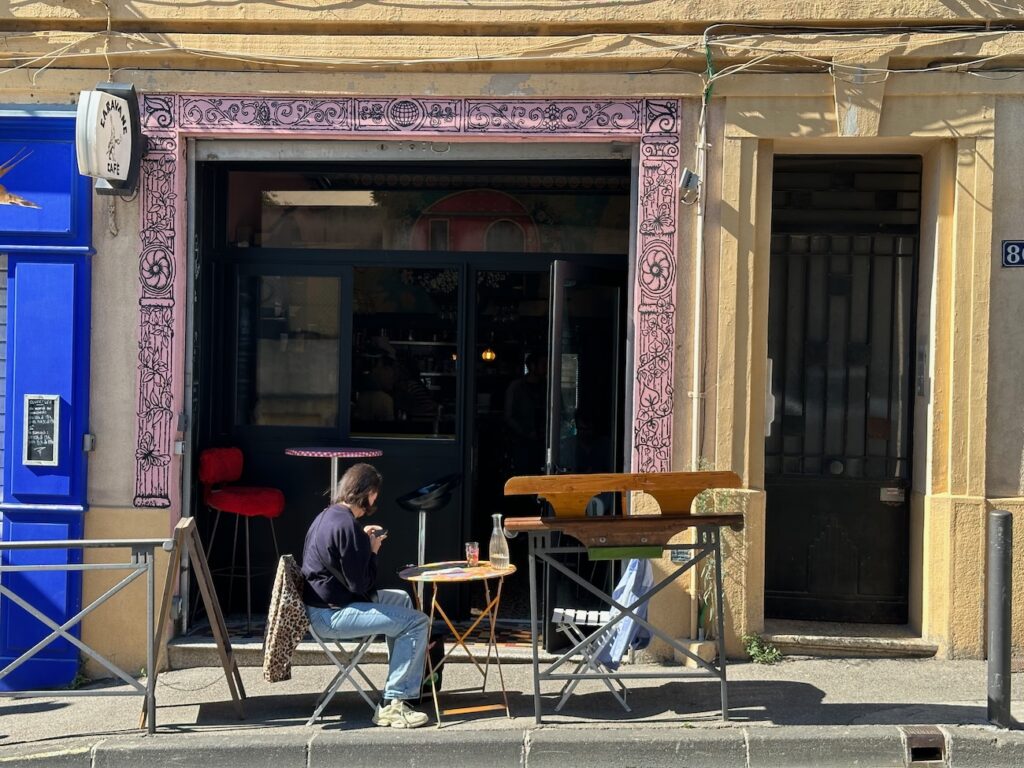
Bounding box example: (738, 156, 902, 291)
(987, 509, 1013, 729)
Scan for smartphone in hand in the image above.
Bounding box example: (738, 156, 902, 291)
(370, 527, 388, 539)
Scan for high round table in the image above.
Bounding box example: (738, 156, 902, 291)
(284, 447, 383, 495)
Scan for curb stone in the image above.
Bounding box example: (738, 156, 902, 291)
(4, 723, 1024, 768)
(311, 728, 525, 767)
(946, 725, 1024, 768)
(526, 727, 747, 768)
(745, 726, 906, 767)
(0, 739, 100, 768)
(91, 732, 309, 768)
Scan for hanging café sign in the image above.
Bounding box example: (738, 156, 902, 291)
(75, 82, 146, 196)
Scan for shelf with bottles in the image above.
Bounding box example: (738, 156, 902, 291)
(353, 310, 457, 348)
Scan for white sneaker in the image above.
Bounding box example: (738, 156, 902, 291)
(372, 699, 430, 729)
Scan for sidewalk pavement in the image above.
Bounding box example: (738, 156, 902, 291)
(1, 655, 1023, 767)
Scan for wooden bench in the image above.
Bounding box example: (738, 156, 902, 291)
(503, 470, 743, 723)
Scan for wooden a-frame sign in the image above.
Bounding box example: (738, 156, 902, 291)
(141, 517, 246, 728)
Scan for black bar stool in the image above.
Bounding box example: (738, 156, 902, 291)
(396, 473, 461, 605)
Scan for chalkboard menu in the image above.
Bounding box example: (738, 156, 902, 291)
(23, 394, 60, 466)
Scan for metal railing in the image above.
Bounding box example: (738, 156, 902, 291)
(0, 537, 173, 734)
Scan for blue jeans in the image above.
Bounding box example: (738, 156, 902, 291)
(306, 589, 428, 701)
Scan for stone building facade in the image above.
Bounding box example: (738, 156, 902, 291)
(1, 1, 1022, 674)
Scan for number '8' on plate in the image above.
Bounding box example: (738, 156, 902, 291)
(1002, 241, 1024, 267)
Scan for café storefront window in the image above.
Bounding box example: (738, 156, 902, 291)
(221, 161, 630, 445)
(351, 267, 458, 439)
(235, 274, 341, 427)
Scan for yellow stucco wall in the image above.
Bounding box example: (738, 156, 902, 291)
(635, 486, 763, 661)
(81, 508, 172, 678)
(3, 6, 1024, 667)
(629, 492, 693, 659)
(8, 0, 1022, 28)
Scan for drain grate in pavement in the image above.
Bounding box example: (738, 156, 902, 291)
(901, 725, 946, 766)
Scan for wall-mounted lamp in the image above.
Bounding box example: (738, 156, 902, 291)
(481, 347, 497, 362)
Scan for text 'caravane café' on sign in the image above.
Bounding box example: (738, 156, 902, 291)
(75, 82, 145, 196)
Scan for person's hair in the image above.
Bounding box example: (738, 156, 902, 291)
(332, 462, 382, 510)
(523, 350, 547, 376)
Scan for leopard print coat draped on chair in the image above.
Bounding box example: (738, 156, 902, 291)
(263, 554, 310, 683)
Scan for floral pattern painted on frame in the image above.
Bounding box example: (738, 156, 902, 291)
(136, 95, 681, 507)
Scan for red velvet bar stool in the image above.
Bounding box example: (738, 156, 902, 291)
(198, 447, 285, 636)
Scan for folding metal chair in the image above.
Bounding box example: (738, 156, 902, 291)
(551, 607, 630, 712)
(305, 623, 381, 725)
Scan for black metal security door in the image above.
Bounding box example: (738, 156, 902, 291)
(764, 156, 920, 624)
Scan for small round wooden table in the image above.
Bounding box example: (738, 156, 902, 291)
(284, 447, 383, 495)
(400, 560, 515, 726)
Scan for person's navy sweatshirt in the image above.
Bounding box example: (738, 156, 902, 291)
(301, 504, 377, 608)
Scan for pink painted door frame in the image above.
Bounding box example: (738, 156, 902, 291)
(134, 95, 681, 510)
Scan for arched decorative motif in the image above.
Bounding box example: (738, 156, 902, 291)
(135, 95, 680, 508)
(411, 189, 539, 252)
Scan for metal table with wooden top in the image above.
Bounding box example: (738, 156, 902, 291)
(503, 471, 743, 723)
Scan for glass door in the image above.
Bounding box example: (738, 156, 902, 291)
(546, 260, 626, 476)
(542, 260, 626, 649)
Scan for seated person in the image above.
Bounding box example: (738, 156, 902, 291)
(393, 361, 439, 422)
(301, 463, 430, 729)
(353, 339, 396, 423)
(504, 351, 547, 475)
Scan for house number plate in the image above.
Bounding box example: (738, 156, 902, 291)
(1001, 241, 1024, 267)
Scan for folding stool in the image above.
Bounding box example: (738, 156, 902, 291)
(550, 607, 630, 712)
(305, 623, 381, 725)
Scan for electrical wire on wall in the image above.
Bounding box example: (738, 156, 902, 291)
(685, 29, 716, 471)
(4, 25, 1024, 80)
(0, 30, 711, 80)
